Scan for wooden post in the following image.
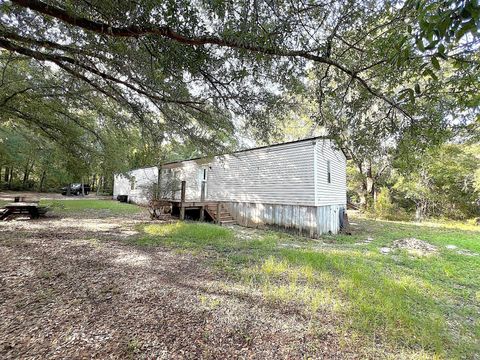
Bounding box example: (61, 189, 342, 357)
(216, 202, 221, 225)
(199, 206, 205, 221)
(180, 181, 186, 220)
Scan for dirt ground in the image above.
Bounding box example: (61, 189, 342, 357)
(0, 207, 353, 359)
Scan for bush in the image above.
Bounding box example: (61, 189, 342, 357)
(374, 187, 395, 219)
(370, 187, 412, 221)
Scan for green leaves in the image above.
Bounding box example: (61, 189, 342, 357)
(416, 38, 425, 52)
(422, 68, 438, 81)
(431, 56, 441, 70)
(415, 83, 421, 94)
(414, 0, 480, 50)
(398, 88, 416, 104)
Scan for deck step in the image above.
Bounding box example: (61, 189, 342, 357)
(208, 212, 230, 217)
(0, 208, 10, 220)
(204, 203, 236, 226)
(219, 216, 234, 221)
(220, 220, 236, 225)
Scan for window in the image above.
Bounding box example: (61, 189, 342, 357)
(327, 160, 331, 183)
(130, 176, 136, 190)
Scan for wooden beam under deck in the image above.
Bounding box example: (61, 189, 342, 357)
(169, 200, 219, 208)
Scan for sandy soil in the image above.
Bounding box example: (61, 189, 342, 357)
(0, 210, 354, 359)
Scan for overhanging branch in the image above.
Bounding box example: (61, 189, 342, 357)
(10, 0, 411, 118)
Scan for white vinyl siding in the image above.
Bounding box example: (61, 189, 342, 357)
(315, 140, 347, 206)
(113, 166, 158, 204)
(161, 161, 202, 200)
(207, 141, 316, 205)
(113, 138, 347, 210)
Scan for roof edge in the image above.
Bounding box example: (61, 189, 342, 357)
(161, 136, 347, 167)
(123, 136, 350, 173)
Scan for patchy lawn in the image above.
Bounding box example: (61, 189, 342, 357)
(136, 217, 480, 358)
(0, 200, 478, 359)
(41, 199, 142, 215)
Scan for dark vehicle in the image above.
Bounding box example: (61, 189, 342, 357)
(61, 183, 91, 196)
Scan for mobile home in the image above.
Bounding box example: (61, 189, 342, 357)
(114, 137, 347, 236)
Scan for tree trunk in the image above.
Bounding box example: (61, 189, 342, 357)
(415, 200, 427, 221)
(22, 161, 29, 185)
(8, 168, 13, 188)
(358, 172, 375, 210)
(22, 160, 35, 187)
(359, 179, 368, 208)
(39, 169, 47, 192)
(366, 162, 375, 198)
(4, 166, 9, 182)
(81, 181, 85, 196)
(92, 174, 96, 192)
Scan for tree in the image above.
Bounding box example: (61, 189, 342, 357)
(0, 0, 477, 149)
(394, 143, 480, 219)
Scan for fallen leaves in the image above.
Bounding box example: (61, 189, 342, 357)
(0, 209, 355, 359)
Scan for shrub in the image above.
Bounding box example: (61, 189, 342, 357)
(372, 187, 412, 221)
(372, 187, 393, 219)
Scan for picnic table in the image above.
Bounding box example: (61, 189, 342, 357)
(0, 202, 46, 220)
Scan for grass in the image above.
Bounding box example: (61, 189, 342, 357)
(136, 216, 480, 358)
(41, 199, 142, 215)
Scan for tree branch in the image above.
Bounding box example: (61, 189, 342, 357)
(10, 0, 410, 118)
(0, 37, 208, 111)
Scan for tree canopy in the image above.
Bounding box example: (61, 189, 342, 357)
(1, 0, 478, 144)
(0, 0, 479, 217)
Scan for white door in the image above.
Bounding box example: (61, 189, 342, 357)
(199, 167, 208, 200)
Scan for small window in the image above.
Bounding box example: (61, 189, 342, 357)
(203, 168, 207, 181)
(130, 176, 136, 190)
(327, 160, 331, 184)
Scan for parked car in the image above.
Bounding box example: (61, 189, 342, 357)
(61, 183, 91, 196)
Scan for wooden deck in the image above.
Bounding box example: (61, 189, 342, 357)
(169, 200, 218, 208)
(167, 181, 235, 225)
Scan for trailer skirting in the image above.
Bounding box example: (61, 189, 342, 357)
(225, 202, 346, 237)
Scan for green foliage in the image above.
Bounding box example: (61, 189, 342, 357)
(413, 0, 480, 47)
(0, 55, 240, 192)
(1, 0, 478, 220)
(372, 187, 396, 220)
(1, 0, 478, 151)
(394, 143, 480, 219)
